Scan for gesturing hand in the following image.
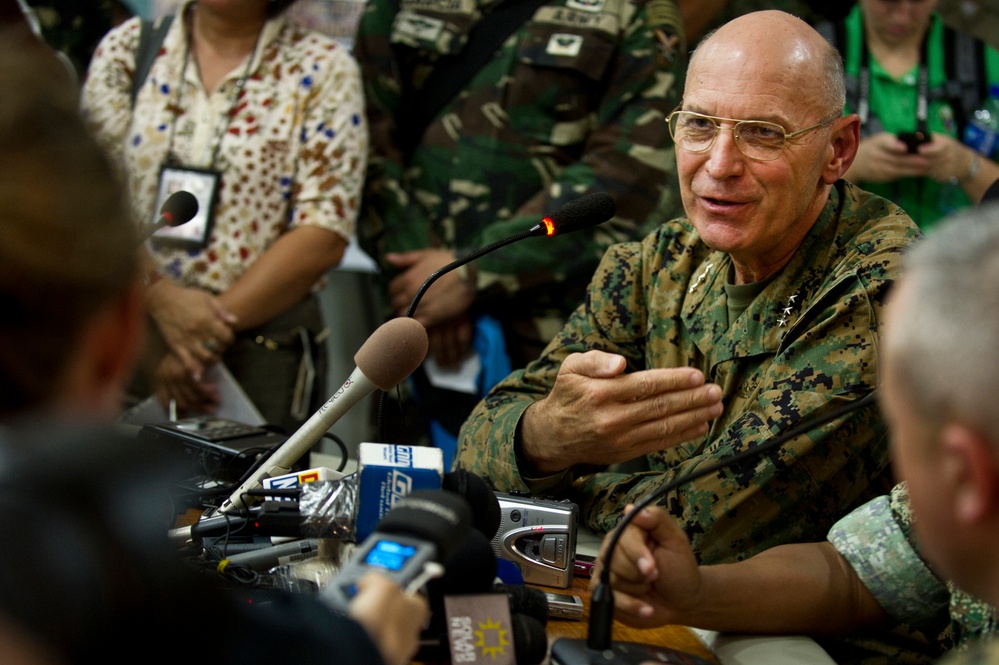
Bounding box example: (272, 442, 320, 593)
(518, 350, 723, 475)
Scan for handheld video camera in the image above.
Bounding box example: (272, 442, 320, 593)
(491, 492, 578, 588)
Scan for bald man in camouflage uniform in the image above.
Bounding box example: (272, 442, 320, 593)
(454, 10, 923, 564)
(353, 0, 687, 442)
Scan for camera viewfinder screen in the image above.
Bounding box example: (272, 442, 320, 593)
(364, 539, 417, 571)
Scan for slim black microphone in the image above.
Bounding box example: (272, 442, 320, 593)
(140, 190, 199, 243)
(550, 391, 879, 665)
(374, 192, 616, 442)
(405, 191, 616, 319)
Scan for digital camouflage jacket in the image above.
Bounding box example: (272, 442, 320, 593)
(829, 483, 998, 664)
(455, 180, 923, 564)
(353, 0, 687, 363)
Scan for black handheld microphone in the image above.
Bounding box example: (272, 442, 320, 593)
(550, 392, 879, 665)
(406, 191, 617, 319)
(320, 489, 473, 613)
(140, 190, 199, 243)
(442, 468, 502, 539)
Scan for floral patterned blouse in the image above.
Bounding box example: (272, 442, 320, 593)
(81, 1, 367, 293)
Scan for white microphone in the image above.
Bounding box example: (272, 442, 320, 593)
(139, 190, 199, 243)
(217, 317, 428, 514)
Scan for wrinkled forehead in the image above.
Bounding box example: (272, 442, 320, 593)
(685, 29, 825, 120)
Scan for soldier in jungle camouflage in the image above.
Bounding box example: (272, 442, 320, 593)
(353, 0, 688, 442)
(454, 10, 923, 564)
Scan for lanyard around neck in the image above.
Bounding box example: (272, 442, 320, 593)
(858, 24, 930, 135)
(165, 11, 262, 169)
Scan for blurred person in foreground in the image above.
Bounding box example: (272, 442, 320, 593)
(455, 10, 922, 563)
(0, 39, 423, 665)
(600, 206, 999, 664)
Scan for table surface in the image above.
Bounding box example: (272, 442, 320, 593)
(533, 576, 719, 664)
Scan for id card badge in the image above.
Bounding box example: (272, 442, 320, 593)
(152, 164, 220, 247)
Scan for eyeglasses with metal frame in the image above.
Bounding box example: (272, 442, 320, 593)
(666, 109, 840, 161)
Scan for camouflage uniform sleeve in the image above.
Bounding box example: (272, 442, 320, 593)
(453, 238, 652, 491)
(352, 0, 424, 263)
(568, 189, 920, 562)
(828, 484, 951, 632)
(936, 641, 999, 665)
(459, 186, 921, 563)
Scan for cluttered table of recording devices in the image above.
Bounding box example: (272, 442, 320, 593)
(174, 502, 718, 665)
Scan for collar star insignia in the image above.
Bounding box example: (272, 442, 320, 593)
(689, 261, 715, 293)
(777, 293, 800, 327)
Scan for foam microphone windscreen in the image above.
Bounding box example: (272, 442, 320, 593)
(546, 191, 616, 235)
(442, 468, 501, 539)
(493, 582, 549, 628)
(418, 529, 500, 659)
(512, 613, 550, 665)
(374, 489, 472, 562)
(159, 190, 199, 227)
(353, 317, 428, 391)
(424, 529, 498, 623)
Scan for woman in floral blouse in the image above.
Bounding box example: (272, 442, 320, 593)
(82, 0, 368, 433)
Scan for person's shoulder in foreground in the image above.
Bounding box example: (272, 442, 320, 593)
(0, 35, 420, 665)
(454, 8, 922, 563)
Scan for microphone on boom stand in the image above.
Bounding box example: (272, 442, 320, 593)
(375, 191, 618, 442)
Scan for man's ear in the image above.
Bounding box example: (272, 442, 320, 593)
(940, 423, 999, 525)
(821, 114, 860, 184)
(73, 280, 147, 417)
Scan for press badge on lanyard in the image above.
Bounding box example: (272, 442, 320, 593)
(149, 13, 258, 248)
(152, 163, 220, 247)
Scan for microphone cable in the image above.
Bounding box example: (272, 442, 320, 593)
(374, 191, 616, 443)
(583, 391, 879, 652)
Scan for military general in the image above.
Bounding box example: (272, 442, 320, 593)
(454, 10, 924, 565)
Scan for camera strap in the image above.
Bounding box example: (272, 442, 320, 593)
(395, 0, 548, 161)
(857, 20, 930, 138)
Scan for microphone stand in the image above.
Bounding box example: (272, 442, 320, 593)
(375, 226, 548, 442)
(372, 191, 614, 442)
(551, 391, 878, 664)
(405, 226, 546, 319)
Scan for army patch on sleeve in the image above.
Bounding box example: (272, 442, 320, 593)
(646, 0, 684, 68)
(546, 32, 584, 57)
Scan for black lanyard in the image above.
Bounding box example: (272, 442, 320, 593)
(858, 24, 930, 136)
(164, 8, 261, 169)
